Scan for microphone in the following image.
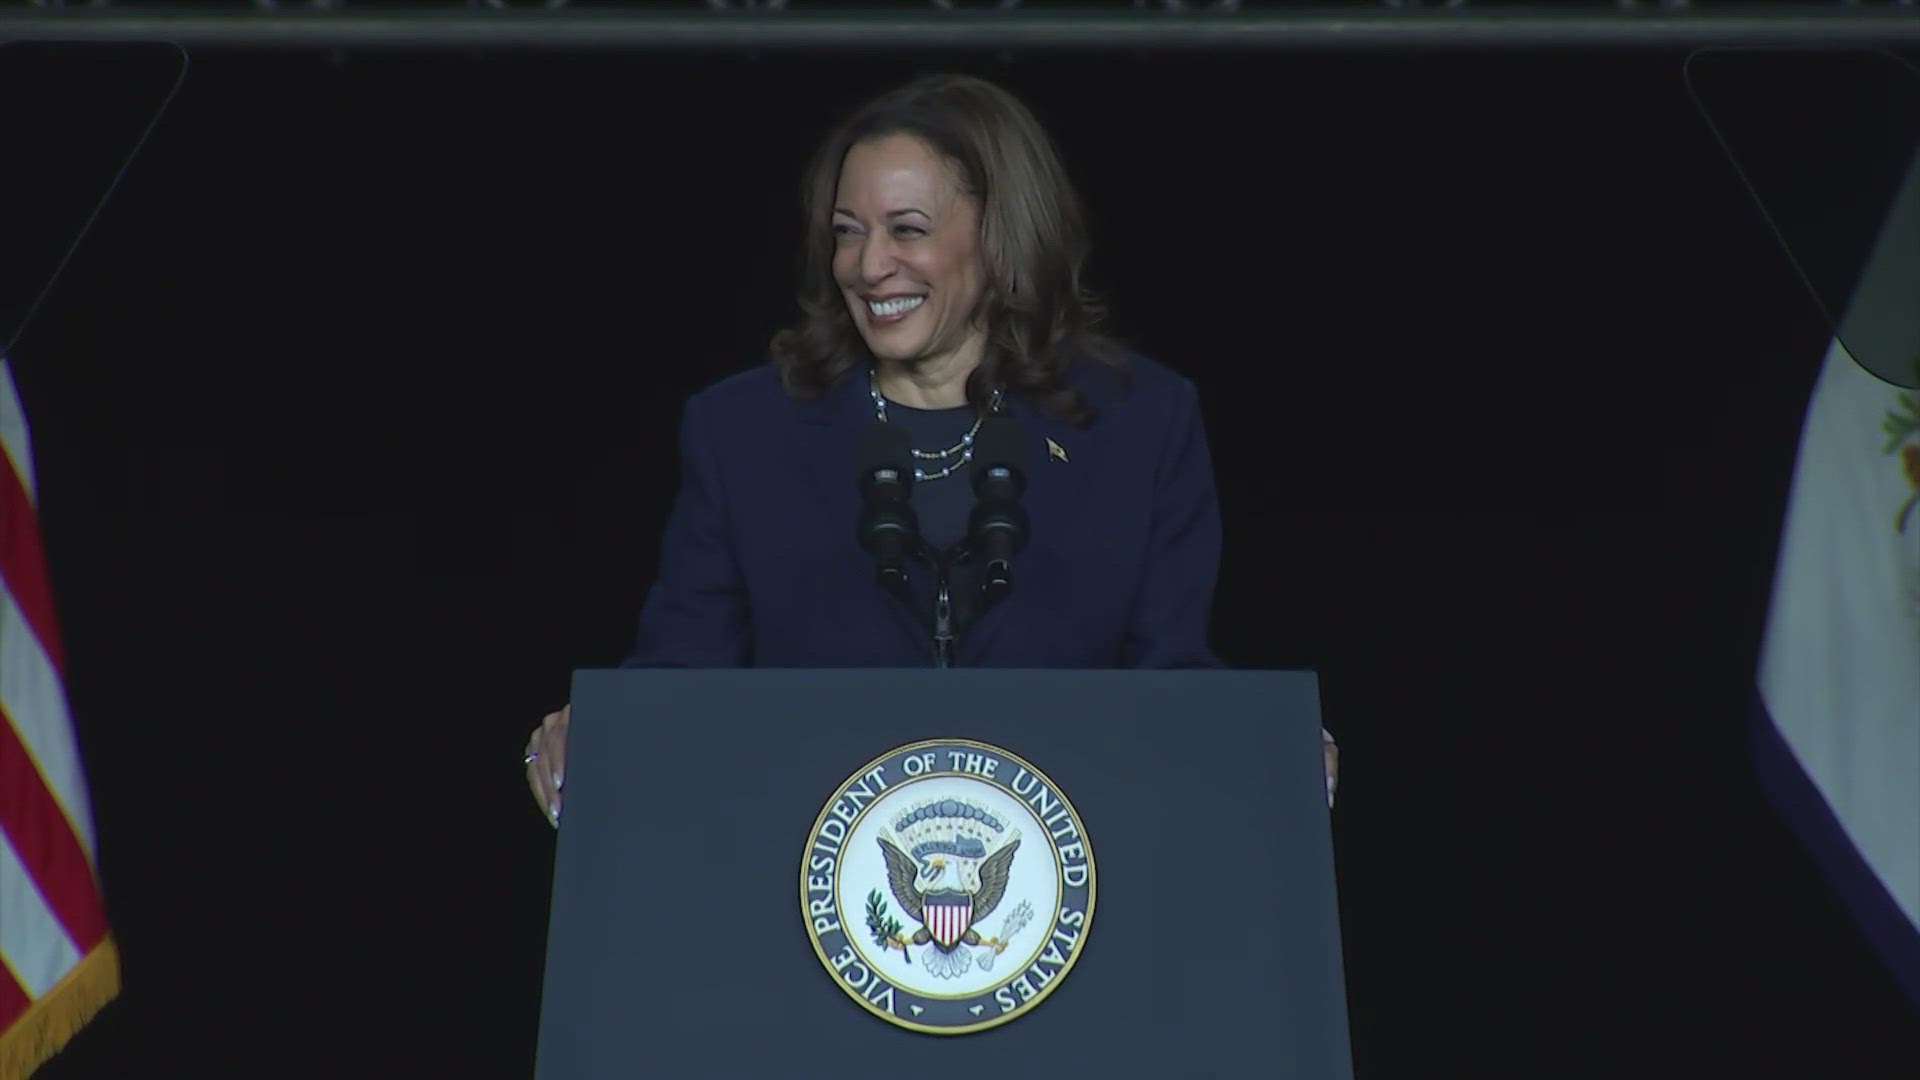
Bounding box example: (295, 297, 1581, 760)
(967, 414, 1029, 609)
(858, 420, 920, 599)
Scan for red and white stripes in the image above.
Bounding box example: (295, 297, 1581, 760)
(926, 900, 972, 949)
(0, 357, 116, 1078)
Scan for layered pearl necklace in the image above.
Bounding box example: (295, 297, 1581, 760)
(868, 368, 1004, 483)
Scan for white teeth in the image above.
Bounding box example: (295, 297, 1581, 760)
(868, 296, 925, 317)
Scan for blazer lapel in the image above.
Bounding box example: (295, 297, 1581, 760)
(790, 370, 932, 651)
(789, 368, 867, 525)
(956, 396, 1102, 662)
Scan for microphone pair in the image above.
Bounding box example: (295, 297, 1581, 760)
(857, 415, 1029, 603)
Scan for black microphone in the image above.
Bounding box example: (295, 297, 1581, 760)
(967, 414, 1029, 609)
(858, 421, 920, 599)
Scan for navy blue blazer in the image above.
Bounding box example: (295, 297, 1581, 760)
(624, 354, 1221, 668)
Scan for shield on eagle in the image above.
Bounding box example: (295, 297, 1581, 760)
(922, 890, 973, 949)
(875, 796, 1023, 968)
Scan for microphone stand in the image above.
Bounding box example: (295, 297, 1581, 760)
(873, 524, 961, 669)
(920, 539, 961, 669)
(933, 562, 956, 669)
(925, 539, 1008, 669)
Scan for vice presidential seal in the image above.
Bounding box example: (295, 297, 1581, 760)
(800, 739, 1095, 1035)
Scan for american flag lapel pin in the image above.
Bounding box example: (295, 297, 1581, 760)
(1045, 437, 1069, 463)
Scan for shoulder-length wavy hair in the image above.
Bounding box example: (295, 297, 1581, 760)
(769, 74, 1121, 427)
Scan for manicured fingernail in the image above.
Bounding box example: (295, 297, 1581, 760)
(550, 805, 560, 827)
(553, 769, 563, 791)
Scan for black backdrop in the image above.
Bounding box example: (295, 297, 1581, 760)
(6, 44, 1916, 1078)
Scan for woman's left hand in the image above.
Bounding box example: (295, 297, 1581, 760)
(1323, 727, 1338, 809)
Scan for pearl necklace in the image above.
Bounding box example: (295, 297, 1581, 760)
(868, 369, 1005, 483)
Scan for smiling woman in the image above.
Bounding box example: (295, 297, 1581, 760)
(522, 73, 1336, 827)
(829, 133, 990, 403)
(773, 75, 1119, 425)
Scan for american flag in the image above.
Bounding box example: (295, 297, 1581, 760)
(0, 357, 116, 1078)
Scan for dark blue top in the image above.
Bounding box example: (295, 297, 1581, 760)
(880, 397, 977, 552)
(624, 354, 1221, 669)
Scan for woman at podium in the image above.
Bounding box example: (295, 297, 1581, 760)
(525, 74, 1333, 824)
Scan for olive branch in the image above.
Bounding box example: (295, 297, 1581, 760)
(865, 889, 908, 962)
(1881, 389, 1917, 454)
(1886, 364, 1920, 532)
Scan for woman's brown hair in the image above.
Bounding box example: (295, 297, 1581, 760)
(770, 74, 1120, 427)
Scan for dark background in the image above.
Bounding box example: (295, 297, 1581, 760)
(4, 41, 1916, 1078)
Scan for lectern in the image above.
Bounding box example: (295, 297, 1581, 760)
(535, 669, 1350, 1079)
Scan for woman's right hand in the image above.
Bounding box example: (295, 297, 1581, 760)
(525, 705, 569, 828)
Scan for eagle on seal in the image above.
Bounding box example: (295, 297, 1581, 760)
(876, 797, 1023, 979)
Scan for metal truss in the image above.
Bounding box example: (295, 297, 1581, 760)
(2, 2, 1918, 49)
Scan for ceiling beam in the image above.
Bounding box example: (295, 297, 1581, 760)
(3, 8, 1920, 51)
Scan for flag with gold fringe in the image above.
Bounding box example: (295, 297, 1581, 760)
(1754, 338, 1920, 1005)
(0, 357, 117, 1079)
